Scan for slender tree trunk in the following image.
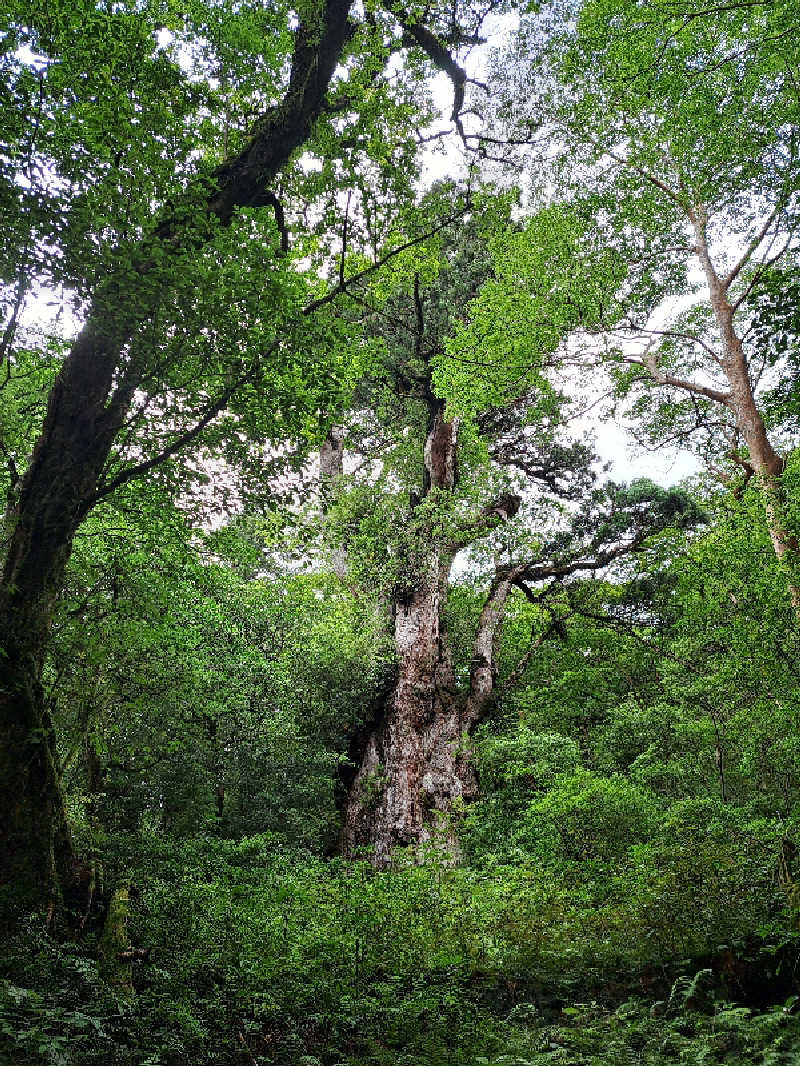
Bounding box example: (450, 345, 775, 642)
(693, 208, 800, 608)
(320, 425, 349, 581)
(462, 567, 529, 728)
(0, 1, 354, 907)
(724, 325, 800, 605)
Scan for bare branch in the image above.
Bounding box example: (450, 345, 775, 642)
(303, 202, 470, 314)
(731, 234, 794, 313)
(624, 320, 721, 362)
(518, 541, 636, 585)
(627, 349, 733, 408)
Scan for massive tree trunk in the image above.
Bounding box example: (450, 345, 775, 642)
(338, 392, 532, 864)
(340, 508, 528, 863)
(0, 0, 354, 910)
(341, 545, 473, 862)
(341, 407, 473, 862)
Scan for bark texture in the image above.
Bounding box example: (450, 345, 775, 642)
(341, 403, 471, 862)
(0, 0, 355, 907)
(691, 206, 800, 607)
(340, 541, 526, 863)
(341, 548, 470, 862)
(338, 371, 530, 863)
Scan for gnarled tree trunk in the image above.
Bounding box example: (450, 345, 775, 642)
(341, 546, 472, 862)
(340, 539, 529, 864)
(341, 406, 473, 862)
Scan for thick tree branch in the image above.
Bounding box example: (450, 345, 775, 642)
(448, 493, 522, 553)
(627, 350, 734, 408)
(204, 0, 356, 227)
(516, 540, 637, 587)
(395, 13, 468, 141)
(465, 566, 523, 723)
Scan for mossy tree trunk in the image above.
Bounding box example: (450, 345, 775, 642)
(341, 405, 470, 862)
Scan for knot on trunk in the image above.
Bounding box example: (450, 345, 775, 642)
(483, 493, 522, 521)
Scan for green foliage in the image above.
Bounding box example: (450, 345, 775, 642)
(476, 728, 581, 792)
(479, 0, 800, 495)
(435, 204, 608, 415)
(475, 992, 800, 1065)
(49, 494, 390, 852)
(7, 482, 800, 1062)
(3, 828, 799, 1064)
(5, 3, 800, 1065)
(518, 770, 659, 863)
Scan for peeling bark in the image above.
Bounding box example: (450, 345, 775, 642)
(424, 407, 459, 492)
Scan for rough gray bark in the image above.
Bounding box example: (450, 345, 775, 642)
(342, 548, 471, 862)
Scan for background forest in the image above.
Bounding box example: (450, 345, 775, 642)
(3, 0, 800, 1063)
